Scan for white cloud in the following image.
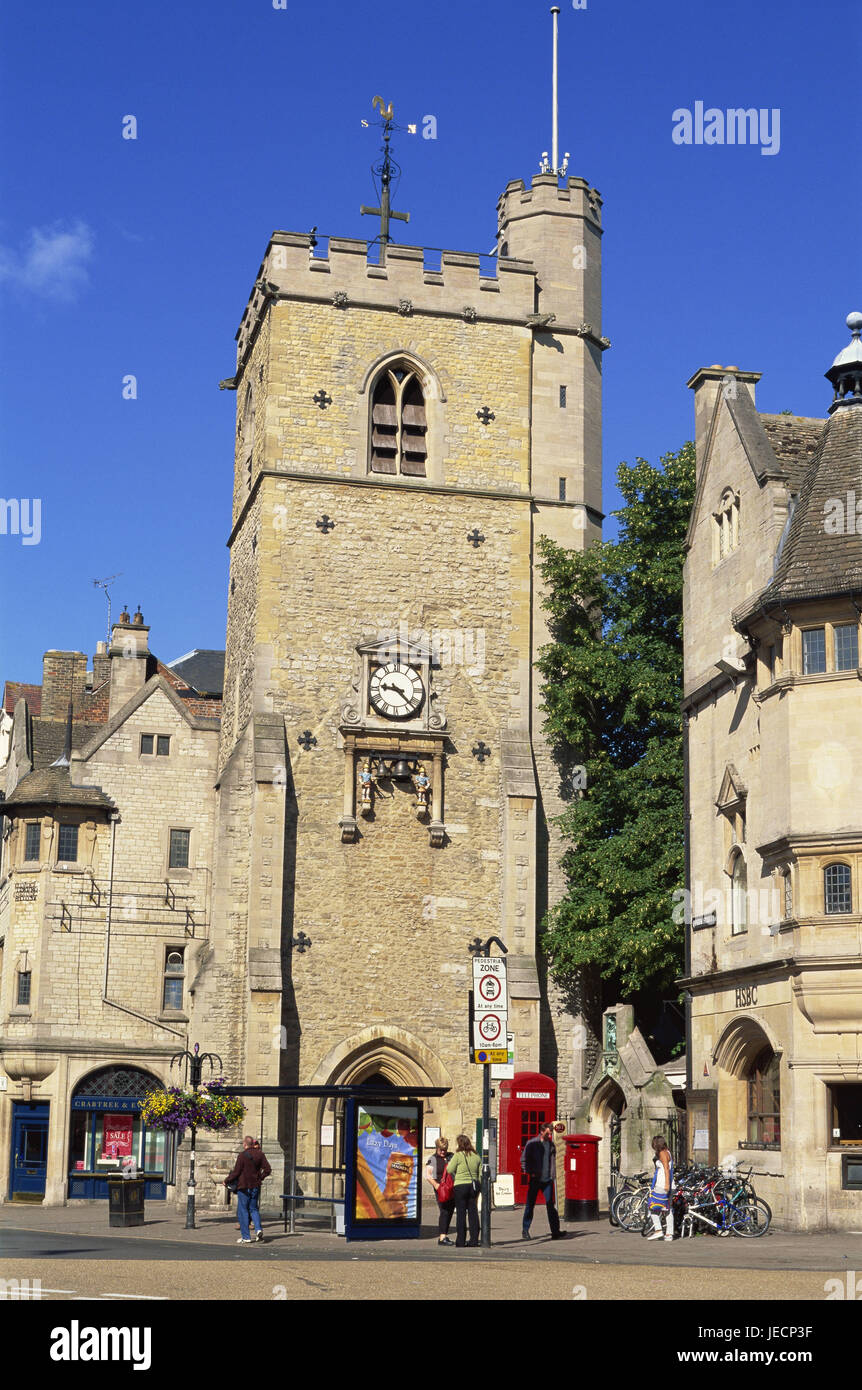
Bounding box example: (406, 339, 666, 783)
(0, 221, 94, 301)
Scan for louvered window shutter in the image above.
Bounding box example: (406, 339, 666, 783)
(369, 367, 427, 476)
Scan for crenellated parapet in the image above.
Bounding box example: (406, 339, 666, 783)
(233, 234, 536, 369)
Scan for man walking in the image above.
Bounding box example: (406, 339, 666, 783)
(521, 1121, 563, 1240)
(226, 1135, 271, 1245)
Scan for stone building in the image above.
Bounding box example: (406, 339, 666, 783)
(0, 613, 222, 1203)
(1, 160, 686, 1210)
(682, 313, 862, 1229)
(209, 172, 608, 1181)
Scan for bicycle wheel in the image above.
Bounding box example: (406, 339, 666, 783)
(610, 1189, 632, 1227)
(618, 1189, 650, 1232)
(729, 1200, 771, 1237)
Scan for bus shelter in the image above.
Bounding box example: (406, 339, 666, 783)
(209, 1084, 449, 1240)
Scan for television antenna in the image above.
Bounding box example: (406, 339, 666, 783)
(92, 574, 123, 642)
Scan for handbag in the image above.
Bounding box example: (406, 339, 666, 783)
(225, 1177, 239, 1194)
(437, 1170, 454, 1203)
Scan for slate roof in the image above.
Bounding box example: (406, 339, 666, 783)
(31, 718, 105, 771)
(1, 765, 115, 812)
(166, 650, 225, 698)
(758, 415, 826, 491)
(735, 406, 862, 620)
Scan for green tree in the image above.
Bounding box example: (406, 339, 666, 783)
(538, 443, 696, 997)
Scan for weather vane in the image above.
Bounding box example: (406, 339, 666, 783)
(360, 95, 410, 266)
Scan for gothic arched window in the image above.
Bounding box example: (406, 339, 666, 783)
(714, 488, 740, 562)
(731, 851, 748, 935)
(370, 364, 427, 476)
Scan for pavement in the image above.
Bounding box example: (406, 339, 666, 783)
(2, 1197, 862, 1273)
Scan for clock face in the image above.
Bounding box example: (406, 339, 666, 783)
(369, 662, 424, 719)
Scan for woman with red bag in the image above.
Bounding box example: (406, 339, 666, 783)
(425, 1136, 455, 1246)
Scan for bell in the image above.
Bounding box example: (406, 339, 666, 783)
(390, 758, 412, 781)
(376, 758, 389, 779)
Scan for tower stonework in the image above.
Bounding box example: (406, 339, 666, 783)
(210, 171, 605, 1179)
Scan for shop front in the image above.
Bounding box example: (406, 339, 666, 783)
(67, 1065, 174, 1200)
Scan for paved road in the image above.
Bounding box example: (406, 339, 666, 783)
(0, 1253, 843, 1301)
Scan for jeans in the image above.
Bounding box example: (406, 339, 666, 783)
(237, 1186, 262, 1240)
(523, 1178, 560, 1237)
(453, 1185, 479, 1246)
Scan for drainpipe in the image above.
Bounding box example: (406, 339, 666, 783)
(102, 812, 185, 1038)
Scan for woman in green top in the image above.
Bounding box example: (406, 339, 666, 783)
(446, 1134, 481, 1247)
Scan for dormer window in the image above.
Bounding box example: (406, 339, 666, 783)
(370, 365, 427, 476)
(714, 489, 740, 562)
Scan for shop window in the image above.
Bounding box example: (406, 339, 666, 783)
(829, 1084, 862, 1146)
(24, 823, 41, 861)
(746, 1048, 781, 1147)
(824, 862, 852, 915)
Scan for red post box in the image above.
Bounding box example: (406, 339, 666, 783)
(498, 1072, 557, 1206)
(564, 1133, 601, 1221)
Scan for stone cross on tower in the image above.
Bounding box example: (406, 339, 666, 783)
(360, 96, 410, 267)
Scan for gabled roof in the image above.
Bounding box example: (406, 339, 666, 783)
(684, 382, 792, 551)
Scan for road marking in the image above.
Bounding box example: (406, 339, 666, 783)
(101, 1292, 169, 1300)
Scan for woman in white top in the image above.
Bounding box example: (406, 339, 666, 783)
(646, 1135, 674, 1242)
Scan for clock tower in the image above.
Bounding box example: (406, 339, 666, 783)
(202, 142, 605, 1182)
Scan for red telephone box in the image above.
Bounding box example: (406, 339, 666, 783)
(499, 1072, 557, 1206)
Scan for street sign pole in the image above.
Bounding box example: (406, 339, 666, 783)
(481, 1059, 492, 1247)
(468, 936, 508, 1250)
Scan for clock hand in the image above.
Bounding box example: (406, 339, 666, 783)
(382, 682, 408, 696)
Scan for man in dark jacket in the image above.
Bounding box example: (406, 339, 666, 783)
(521, 1122, 563, 1240)
(226, 1136, 272, 1244)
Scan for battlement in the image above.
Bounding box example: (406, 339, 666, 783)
(497, 173, 603, 234)
(234, 232, 537, 365)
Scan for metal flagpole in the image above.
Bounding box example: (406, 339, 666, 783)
(551, 6, 560, 174)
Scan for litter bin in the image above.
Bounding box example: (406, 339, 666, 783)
(563, 1134, 601, 1221)
(108, 1178, 145, 1227)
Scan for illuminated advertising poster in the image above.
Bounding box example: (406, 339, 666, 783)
(345, 1100, 423, 1240)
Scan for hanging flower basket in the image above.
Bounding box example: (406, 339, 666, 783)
(140, 1081, 245, 1135)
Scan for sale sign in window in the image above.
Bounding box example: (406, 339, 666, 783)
(102, 1114, 134, 1160)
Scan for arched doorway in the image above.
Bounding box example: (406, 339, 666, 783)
(589, 1075, 627, 1199)
(67, 1064, 170, 1200)
(305, 1028, 459, 1201)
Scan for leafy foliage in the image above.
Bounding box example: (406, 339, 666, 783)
(538, 444, 696, 996)
(139, 1082, 245, 1134)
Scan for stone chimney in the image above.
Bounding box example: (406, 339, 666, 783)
(92, 641, 110, 690)
(41, 650, 87, 720)
(108, 607, 151, 718)
(686, 365, 761, 477)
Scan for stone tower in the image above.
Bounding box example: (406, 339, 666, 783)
(204, 168, 605, 1184)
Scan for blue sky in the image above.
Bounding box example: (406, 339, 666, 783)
(1, 0, 858, 684)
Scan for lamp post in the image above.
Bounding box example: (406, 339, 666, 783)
(468, 934, 508, 1248)
(170, 1042, 223, 1229)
